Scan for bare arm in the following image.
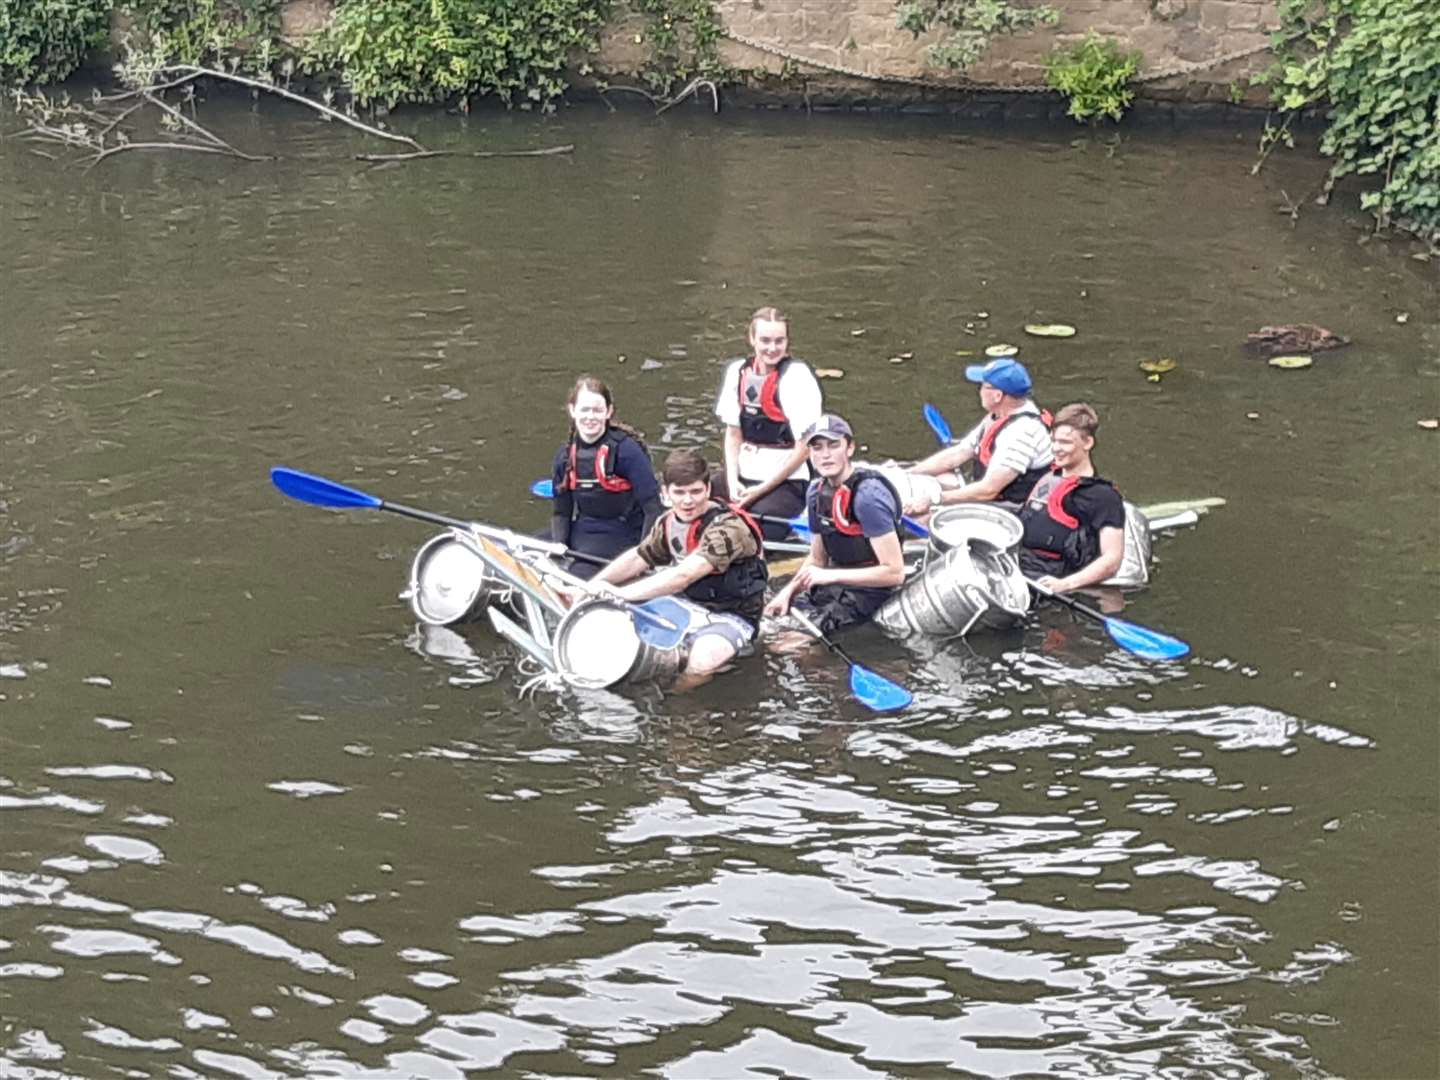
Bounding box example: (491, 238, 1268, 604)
(937, 465, 1018, 505)
(764, 535, 827, 616)
(910, 442, 976, 477)
(611, 551, 715, 604)
(1041, 526, 1125, 593)
(723, 425, 743, 498)
(804, 530, 906, 590)
(593, 548, 650, 587)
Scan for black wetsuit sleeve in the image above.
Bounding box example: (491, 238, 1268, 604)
(550, 446, 573, 544)
(639, 495, 663, 537)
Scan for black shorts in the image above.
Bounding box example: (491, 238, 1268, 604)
(794, 583, 893, 636)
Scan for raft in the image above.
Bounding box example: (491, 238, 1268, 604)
(401, 496, 1207, 690)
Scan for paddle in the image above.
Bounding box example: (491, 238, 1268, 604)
(923, 403, 954, 446)
(1027, 578, 1189, 661)
(790, 608, 912, 712)
(270, 467, 607, 566)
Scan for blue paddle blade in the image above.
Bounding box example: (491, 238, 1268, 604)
(1103, 616, 1190, 661)
(633, 596, 688, 648)
(922, 403, 953, 445)
(788, 516, 812, 540)
(901, 515, 929, 538)
(271, 467, 382, 510)
(849, 664, 912, 712)
(531, 479, 555, 498)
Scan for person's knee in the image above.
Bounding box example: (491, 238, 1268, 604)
(685, 634, 738, 675)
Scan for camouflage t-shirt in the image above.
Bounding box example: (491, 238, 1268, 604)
(637, 508, 761, 574)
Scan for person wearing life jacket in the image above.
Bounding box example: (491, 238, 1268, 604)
(714, 306, 824, 541)
(1018, 402, 1126, 592)
(765, 414, 907, 636)
(590, 449, 768, 677)
(549, 376, 662, 579)
(908, 356, 1054, 514)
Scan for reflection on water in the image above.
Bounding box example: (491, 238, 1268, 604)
(2, 99, 1436, 1078)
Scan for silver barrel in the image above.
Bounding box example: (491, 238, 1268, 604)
(403, 532, 505, 626)
(875, 505, 1031, 639)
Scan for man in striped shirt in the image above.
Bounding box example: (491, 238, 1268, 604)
(907, 357, 1054, 512)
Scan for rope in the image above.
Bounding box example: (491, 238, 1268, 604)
(720, 28, 1280, 94)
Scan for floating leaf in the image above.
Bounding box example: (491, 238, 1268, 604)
(1024, 323, 1077, 338)
(814, 368, 845, 379)
(1268, 354, 1313, 369)
(1419, 418, 1438, 430)
(1138, 358, 1177, 374)
(984, 343, 1018, 358)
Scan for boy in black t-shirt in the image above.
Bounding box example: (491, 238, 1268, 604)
(1017, 403, 1127, 592)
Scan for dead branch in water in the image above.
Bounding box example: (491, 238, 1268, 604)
(152, 64, 424, 151)
(9, 67, 577, 170)
(356, 144, 575, 163)
(655, 78, 720, 116)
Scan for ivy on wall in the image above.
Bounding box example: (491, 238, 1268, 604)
(1043, 33, 1141, 123)
(306, 0, 610, 109)
(0, 0, 112, 85)
(1261, 0, 1439, 246)
(896, 0, 1058, 71)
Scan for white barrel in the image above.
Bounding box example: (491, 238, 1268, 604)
(552, 597, 694, 689)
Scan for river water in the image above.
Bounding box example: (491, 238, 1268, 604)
(2, 99, 1437, 1078)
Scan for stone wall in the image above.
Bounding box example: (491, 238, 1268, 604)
(268, 0, 1281, 108)
(596, 0, 1281, 106)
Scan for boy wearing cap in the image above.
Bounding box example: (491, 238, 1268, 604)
(764, 414, 907, 635)
(908, 357, 1053, 511)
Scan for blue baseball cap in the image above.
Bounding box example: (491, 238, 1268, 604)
(964, 357, 1032, 397)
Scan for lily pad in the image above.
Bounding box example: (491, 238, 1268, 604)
(814, 368, 845, 379)
(1024, 323, 1077, 338)
(984, 343, 1019, 358)
(1268, 354, 1313, 369)
(1138, 358, 1177, 375)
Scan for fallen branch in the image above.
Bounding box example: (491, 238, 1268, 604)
(656, 78, 720, 116)
(142, 91, 269, 160)
(156, 64, 423, 151)
(84, 141, 254, 168)
(355, 144, 575, 163)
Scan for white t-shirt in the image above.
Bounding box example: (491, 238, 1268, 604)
(714, 357, 824, 483)
(959, 402, 1053, 479)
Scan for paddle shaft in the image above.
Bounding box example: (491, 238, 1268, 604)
(791, 608, 857, 668)
(351, 495, 609, 568)
(1026, 577, 1110, 623)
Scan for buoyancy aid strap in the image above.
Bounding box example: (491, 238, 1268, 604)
(1045, 474, 1082, 529)
(565, 430, 633, 493)
(978, 408, 1051, 466)
(738, 357, 789, 423)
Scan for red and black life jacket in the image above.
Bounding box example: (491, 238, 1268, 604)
(810, 468, 903, 568)
(564, 428, 636, 521)
(737, 356, 796, 448)
(1019, 468, 1116, 574)
(976, 408, 1053, 505)
(661, 502, 769, 617)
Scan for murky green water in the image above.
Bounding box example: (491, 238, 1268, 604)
(2, 98, 1437, 1078)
